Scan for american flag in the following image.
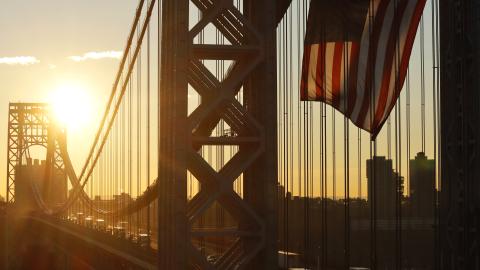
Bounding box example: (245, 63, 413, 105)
(300, 0, 426, 137)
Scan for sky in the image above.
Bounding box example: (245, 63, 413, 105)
(0, 1, 138, 198)
(0, 1, 439, 200)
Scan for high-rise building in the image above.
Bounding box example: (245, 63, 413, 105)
(367, 156, 403, 220)
(409, 152, 435, 219)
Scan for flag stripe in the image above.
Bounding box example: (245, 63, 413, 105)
(376, 0, 427, 133)
(351, 0, 382, 122)
(332, 42, 344, 107)
(347, 43, 360, 117)
(316, 44, 326, 99)
(380, 0, 423, 122)
(308, 44, 319, 99)
(372, 0, 409, 129)
(355, 0, 391, 129)
(368, 0, 400, 128)
(324, 43, 335, 101)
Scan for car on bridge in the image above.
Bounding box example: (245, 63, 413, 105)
(113, 226, 126, 239)
(106, 225, 114, 235)
(136, 233, 151, 249)
(68, 215, 77, 223)
(85, 216, 94, 228)
(95, 218, 106, 231)
(76, 212, 84, 225)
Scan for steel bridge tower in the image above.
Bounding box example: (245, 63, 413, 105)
(440, 0, 480, 268)
(6, 103, 66, 205)
(158, 0, 278, 268)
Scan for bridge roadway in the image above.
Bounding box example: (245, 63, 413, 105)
(7, 212, 157, 269)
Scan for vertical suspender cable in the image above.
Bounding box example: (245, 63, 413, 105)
(278, 8, 284, 264)
(319, 92, 324, 269)
(285, 6, 289, 265)
(297, 3, 302, 263)
(137, 23, 142, 234)
(322, 18, 329, 260)
(303, 87, 308, 268)
(311, 103, 315, 266)
(394, 0, 402, 268)
(323, 22, 329, 270)
(278, 5, 286, 265)
(431, 0, 440, 266)
(114, 83, 119, 226)
(398, 100, 403, 270)
(157, 0, 162, 257)
(358, 128, 362, 199)
(420, 17, 426, 153)
(344, 117, 350, 270)
(388, 118, 392, 160)
(344, 30, 351, 269)
(129, 35, 133, 234)
(345, 117, 350, 270)
(406, 69, 411, 196)
(333, 108, 336, 201)
(370, 140, 377, 270)
(395, 103, 401, 270)
(323, 102, 328, 269)
(368, 0, 377, 268)
(146, 1, 151, 237)
(122, 71, 127, 227)
(280, 0, 288, 262)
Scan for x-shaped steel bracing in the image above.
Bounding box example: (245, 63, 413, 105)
(186, 0, 267, 268)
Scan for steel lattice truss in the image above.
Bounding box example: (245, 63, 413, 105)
(6, 103, 65, 203)
(187, 0, 266, 268)
(159, 0, 277, 268)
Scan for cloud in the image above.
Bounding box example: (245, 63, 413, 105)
(69, 51, 122, 62)
(0, 56, 40, 65)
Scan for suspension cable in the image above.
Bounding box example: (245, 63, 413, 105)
(78, 0, 146, 182)
(67, 0, 157, 211)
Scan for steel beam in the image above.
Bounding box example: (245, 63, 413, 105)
(157, 0, 189, 269)
(242, 1, 278, 268)
(440, 0, 480, 268)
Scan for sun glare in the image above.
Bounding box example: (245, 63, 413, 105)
(49, 84, 94, 132)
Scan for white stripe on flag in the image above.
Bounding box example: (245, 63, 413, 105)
(373, 0, 396, 116)
(351, 1, 382, 126)
(361, 0, 398, 129)
(380, 0, 419, 121)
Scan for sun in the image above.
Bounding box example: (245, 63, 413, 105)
(49, 83, 94, 132)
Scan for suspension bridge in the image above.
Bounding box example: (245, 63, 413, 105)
(1, 0, 479, 269)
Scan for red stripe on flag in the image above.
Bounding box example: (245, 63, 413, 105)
(315, 44, 326, 100)
(372, 0, 409, 129)
(372, 0, 427, 136)
(347, 43, 360, 117)
(332, 42, 344, 107)
(356, 0, 391, 128)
